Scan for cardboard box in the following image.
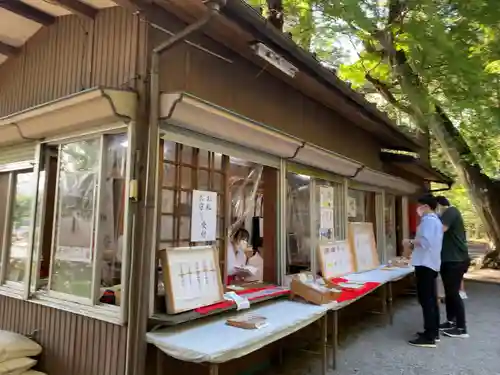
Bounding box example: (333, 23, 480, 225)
(290, 279, 340, 305)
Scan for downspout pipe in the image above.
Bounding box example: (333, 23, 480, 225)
(128, 2, 225, 375)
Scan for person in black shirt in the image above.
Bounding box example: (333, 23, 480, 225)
(436, 196, 470, 338)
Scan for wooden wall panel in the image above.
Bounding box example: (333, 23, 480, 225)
(155, 28, 384, 171)
(0, 295, 127, 375)
(0, 7, 140, 117)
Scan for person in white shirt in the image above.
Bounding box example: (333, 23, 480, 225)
(245, 237, 264, 283)
(403, 194, 443, 348)
(226, 228, 250, 284)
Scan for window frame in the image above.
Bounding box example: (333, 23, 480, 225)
(0, 166, 37, 297)
(0, 172, 16, 286)
(384, 193, 398, 261)
(0, 124, 133, 325)
(150, 128, 281, 317)
(375, 192, 386, 262)
(46, 137, 103, 306)
(282, 166, 399, 283)
(283, 163, 349, 283)
(284, 169, 313, 278)
(315, 178, 348, 243)
(347, 182, 386, 263)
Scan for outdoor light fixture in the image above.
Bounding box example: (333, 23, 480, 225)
(250, 42, 298, 77)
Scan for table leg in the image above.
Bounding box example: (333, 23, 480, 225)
(209, 364, 218, 375)
(156, 348, 162, 375)
(388, 282, 394, 325)
(331, 310, 338, 371)
(278, 341, 284, 365)
(380, 284, 388, 318)
(321, 314, 328, 375)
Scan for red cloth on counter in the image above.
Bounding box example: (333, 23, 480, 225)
(330, 277, 381, 303)
(195, 286, 290, 315)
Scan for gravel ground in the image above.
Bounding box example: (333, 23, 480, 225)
(266, 281, 500, 375)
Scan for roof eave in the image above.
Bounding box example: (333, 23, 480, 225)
(380, 152, 454, 186)
(222, 0, 422, 152)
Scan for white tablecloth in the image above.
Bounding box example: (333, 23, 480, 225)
(321, 266, 414, 310)
(147, 266, 414, 363)
(147, 300, 328, 364)
(343, 266, 414, 284)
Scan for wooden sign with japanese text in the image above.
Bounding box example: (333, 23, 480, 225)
(348, 222, 380, 272)
(190, 190, 217, 242)
(317, 241, 356, 279)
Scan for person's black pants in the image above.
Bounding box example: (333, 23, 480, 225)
(441, 260, 470, 329)
(415, 266, 439, 339)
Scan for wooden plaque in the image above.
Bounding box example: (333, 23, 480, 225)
(348, 222, 380, 272)
(160, 245, 224, 314)
(317, 240, 356, 279)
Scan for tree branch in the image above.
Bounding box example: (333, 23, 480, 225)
(388, 0, 404, 25)
(266, 0, 284, 31)
(365, 73, 414, 115)
(387, 0, 409, 30)
(434, 105, 477, 163)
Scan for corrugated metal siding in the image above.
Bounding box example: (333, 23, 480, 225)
(0, 7, 140, 117)
(0, 296, 127, 375)
(0, 7, 146, 375)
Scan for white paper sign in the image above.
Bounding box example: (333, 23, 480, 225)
(320, 186, 334, 208)
(320, 241, 354, 278)
(320, 208, 334, 229)
(191, 190, 218, 242)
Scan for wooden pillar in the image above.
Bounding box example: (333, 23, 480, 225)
(125, 15, 152, 375)
(263, 166, 278, 283)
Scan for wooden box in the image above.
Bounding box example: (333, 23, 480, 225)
(290, 279, 340, 305)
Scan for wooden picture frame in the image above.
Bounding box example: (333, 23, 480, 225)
(317, 240, 356, 279)
(348, 222, 380, 273)
(159, 245, 224, 314)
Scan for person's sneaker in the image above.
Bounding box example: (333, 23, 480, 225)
(439, 321, 456, 330)
(442, 327, 469, 338)
(408, 335, 437, 348)
(459, 290, 468, 299)
(416, 332, 440, 342)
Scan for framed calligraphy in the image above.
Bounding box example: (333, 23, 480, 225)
(160, 245, 224, 314)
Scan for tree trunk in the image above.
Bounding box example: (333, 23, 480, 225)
(376, 32, 500, 254)
(266, 0, 284, 31)
(265, 0, 500, 258)
(483, 249, 500, 268)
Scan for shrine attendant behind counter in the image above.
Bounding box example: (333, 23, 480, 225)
(226, 228, 250, 284)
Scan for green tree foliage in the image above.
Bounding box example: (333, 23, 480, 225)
(431, 140, 486, 240)
(246, 0, 500, 249)
(246, 0, 350, 66)
(12, 195, 32, 229)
